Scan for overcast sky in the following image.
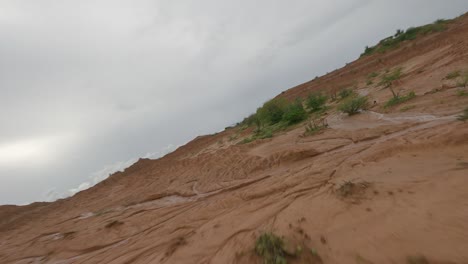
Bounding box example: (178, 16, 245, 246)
(1, 1, 467, 205)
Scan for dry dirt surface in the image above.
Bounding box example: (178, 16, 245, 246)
(1, 14, 468, 264)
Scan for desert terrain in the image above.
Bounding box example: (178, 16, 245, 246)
(1, 14, 468, 264)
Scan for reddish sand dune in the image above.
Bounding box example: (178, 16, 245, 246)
(1, 14, 468, 264)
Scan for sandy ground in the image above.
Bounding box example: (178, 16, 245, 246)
(1, 14, 468, 264)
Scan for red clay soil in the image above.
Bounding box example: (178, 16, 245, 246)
(1, 14, 468, 264)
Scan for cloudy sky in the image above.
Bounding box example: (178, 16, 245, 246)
(1, 1, 467, 205)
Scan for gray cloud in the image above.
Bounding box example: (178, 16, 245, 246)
(1, 0, 467, 204)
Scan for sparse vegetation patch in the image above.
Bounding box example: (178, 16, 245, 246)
(282, 100, 307, 125)
(237, 97, 311, 143)
(337, 181, 357, 198)
(339, 88, 354, 100)
(257, 98, 288, 125)
(337, 181, 371, 201)
(306, 92, 327, 112)
(457, 71, 468, 88)
(384, 91, 416, 108)
(239, 113, 259, 128)
(445, 70, 461, 80)
(367, 72, 379, 79)
(443, 70, 468, 88)
(338, 95, 369, 115)
(361, 19, 450, 57)
(457, 89, 468, 97)
(239, 137, 255, 144)
(400, 105, 416, 112)
(239, 127, 275, 144)
(255, 233, 287, 264)
(366, 72, 379, 86)
(379, 67, 403, 88)
(303, 116, 328, 137)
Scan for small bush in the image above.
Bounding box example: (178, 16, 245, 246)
(361, 45, 376, 56)
(239, 128, 274, 145)
(366, 72, 379, 86)
(361, 19, 449, 57)
(337, 181, 370, 198)
(458, 107, 468, 122)
(445, 71, 460, 80)
(457, 89, 468, 97)
(338, 95, 369, 115)
(339, 88, 354, 100)
(379, 67, 402, 88)
(367, 72, 379, 78)
(242, 113, 257, 125)
(257, 98, 287, 125)
(282, 100, 307, 125)
(238, 99, 308, 144)
(400, 105, 416, 112)
(256, 128, 274, 139)
(338, 181, 356, 197)
(255, 233, 287, 264)
(239, 137, 255, 144)
(303, 117, 328, 136)
(384, 91, 416, 108)
(238, 113, 262, 132)
(306, 92, 327, 112)
(394, 29, 404, 37)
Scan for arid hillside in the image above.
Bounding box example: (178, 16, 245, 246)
(1, 14, 468, 264)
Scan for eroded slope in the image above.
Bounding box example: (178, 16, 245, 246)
(1, 14, 468, 264)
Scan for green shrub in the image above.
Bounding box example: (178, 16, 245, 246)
(394, 29, 404, 37)
(360, 19, 449, 57)
(338, 95, 369, 115)
(361, 45, 376, 56)
(303, 117, 328, 136)
(256, 128, 273, 139)
(256, 98, 287, 125)
(384, 91, 416, 108)
(339, 88, 354, 100)
(366, 72, 379, 86)
(255, 233, 287, 264)
(400, 105, 416, 112)
(239, 127, 274, 144)
(446, 71, 460, 80)
(457, 89, 468, 97)
(306, 92, 327, 112)
(238, 99, 308, 144)
(282, 100, 307, 125)
(367, 72, 379, 78)
(239, 137, 255, 144)
(338, 181, 356, 197)
(239, 113, 260, 127)
(379, 67, 402, 88)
